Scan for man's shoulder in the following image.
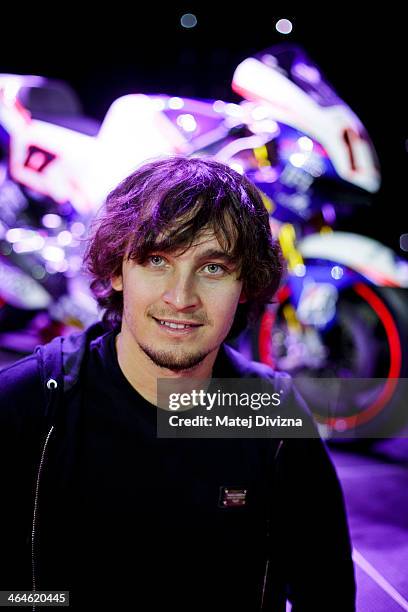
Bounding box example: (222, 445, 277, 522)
(219, 344, 319, 427)
(221, 343, 292, 385)
(0, 353, 40, 387)
(0, 353, 44, 423)
(0, 321, 110, 410)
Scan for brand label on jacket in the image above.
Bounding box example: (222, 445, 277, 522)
(219, 487, 247, 508)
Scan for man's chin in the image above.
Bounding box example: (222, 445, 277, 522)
(138, 342, 212, 372)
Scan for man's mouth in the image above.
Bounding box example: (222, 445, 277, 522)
(152, 317, 203, 331)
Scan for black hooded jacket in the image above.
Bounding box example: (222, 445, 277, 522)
(0, 322, 355, 611)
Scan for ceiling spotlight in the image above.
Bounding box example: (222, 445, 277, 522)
(181, 13, 197, 29)
(276, 18, 293, 35)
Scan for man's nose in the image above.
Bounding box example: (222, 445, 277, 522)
(162, 273, 200, 310)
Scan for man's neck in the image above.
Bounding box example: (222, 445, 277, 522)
(114, 331, 218, 406)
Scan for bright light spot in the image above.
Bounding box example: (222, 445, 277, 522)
(68, 255, 83, 272)
(225, 103, 242, 117)
(294, 264, 306, 277)
(45, 260, 68, 273)
(251, 106, 270, 121)
(309, 164, 324, 178)
(290, 153, 307, 168)
(400, 233, 408, 252)
(3, 82, 20, 105)
(168, 97, 184, 110)
(275, 18, 293, 35)
(293, 62, 321, 84)
(261, 54, 278, 68)
(152, 98, 166, 111)
(176, 114, 197, 132)
(229, 162, 244, 174)
(180, 13, 197, 28)
(42, 245, 65, 263)
(9, 230, 45, 252)
(396, 261, 408, 284)
(322, 203, 336, 225)
(249, 119, 279, 135)
(71, 222, 86, 237)
(334, 419, 347, 432)
(42, 214, 62, 229)
(55, 260, 69, 272)
(13, 236, 45, 253)
(254, 166, 278, 183)
(213, 100, 226, 113)
(298, 136, 313, 152)
(331, 266, 344, 280)
(32, 265, 46, 280)
(6, 228, 28, 243)
(45, 263, 58, 275)
(57, 230, 73, 246)
(317, 424, 331, 440)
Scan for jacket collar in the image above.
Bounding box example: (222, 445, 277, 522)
(38, 321, 280, 397)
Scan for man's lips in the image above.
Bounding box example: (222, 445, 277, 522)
(152, 317, 203, 331)
(152, 316, 203, 327)
(151, 316, 204, 336)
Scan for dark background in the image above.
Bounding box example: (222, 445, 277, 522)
(1, 11, 406, 251)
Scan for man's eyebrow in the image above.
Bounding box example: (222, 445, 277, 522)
(145, 246, 239, 265)
(194, 249, 238, 264)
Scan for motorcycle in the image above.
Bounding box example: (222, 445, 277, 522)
(1, 45, 407, 437)
(225, 45, 408, 439)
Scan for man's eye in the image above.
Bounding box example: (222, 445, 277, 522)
(148, 255, 165, 266)
(203, 263, 226, 275)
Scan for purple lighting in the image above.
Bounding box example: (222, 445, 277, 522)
(322, 203, 336, 225)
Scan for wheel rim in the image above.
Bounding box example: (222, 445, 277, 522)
(258, 282, 403, 431)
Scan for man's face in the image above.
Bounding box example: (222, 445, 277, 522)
(111, 230, 245, 372)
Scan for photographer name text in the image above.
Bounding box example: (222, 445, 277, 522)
(167, 415, 303, 428)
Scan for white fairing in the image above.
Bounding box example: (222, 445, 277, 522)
(0, 259, 51, 309)
(232, 58, 380, 193)
(299, 232, 408, 287)
(0, 78, 187, 215)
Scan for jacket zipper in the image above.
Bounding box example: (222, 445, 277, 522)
(31, 424, 54, 612)
(260, 550, 270, 610)
(260, 439, 284, 610)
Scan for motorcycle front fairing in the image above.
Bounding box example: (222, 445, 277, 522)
(232, 44, 380, 194)
(282, 229, 408, 331)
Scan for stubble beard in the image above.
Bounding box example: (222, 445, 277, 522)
(137, 341, 214, 372)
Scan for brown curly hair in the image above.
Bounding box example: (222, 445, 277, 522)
(83, 155, 284, 339)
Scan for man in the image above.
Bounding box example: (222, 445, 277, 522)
(0, 156, 355, 611)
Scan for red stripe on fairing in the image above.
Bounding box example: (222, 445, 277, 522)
(232, 84, 306, 124)
(259, 311, 275, 366)
(276, 285, 291, 303)
(13, 98, 32, 124)
(355, 265, 400, 288)
(259, 285, 291, 366)
(324, 282, 402, 430)
(258, 282, 403, 431)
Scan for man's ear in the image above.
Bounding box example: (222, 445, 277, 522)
(111, 275, 123, 291)
(238, 290, 247, 304)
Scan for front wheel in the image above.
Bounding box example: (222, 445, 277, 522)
(251, 284, 408, 439)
